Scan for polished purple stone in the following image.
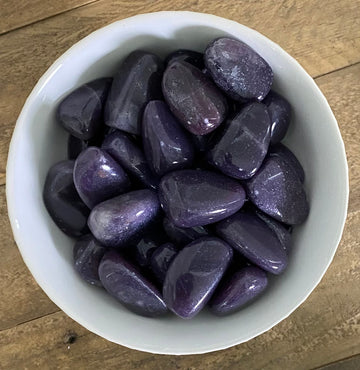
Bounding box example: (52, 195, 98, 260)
(43, 160, 89, 237)
(162, 61, 228, 136)
(204, 37, 273, 101)
(246, 155, 309, 225)
(73, 147, 130, 209)
(165, 49, 204, 69)
(98, 250, 167, 317)
(158, 169, 246, 227)
(263, 90, 292, 144)
(163, 216, 210, 246)
(88, 190, 160, 248)
(142, 100, 195, 176)
(101, 131, 158, 190)
(270, 143, 305, 183)
(57, 78, 112, 140)
(73, 234, 107, 287)
(134, 235, 163, 267)
(104, 50, 163, 135)
(216, 210, 288, 274)
(163, 237, 233, 319)
(150, 243, 179, 283)
(208, 102, 271, 179)
(209, 266, 268, 316)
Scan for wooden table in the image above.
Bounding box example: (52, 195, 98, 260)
(1, 1, 359, 369)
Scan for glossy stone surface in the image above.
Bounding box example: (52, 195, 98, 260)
(150, 243, 179, 283)
(142, 100, 195, 176)
(263, 90, 292, 144)
(73, 234, 107, 286)
(134, 235, 163, 267)
(88, 190, 160, 248)
(105, 50, 163, 135)
(158, 169, 246, 227)
(101, 131, 158, 190)
(246, 155, 309, 224)
(73, 147, 130, 209)
(57, 78, 112, 140)
(98, 250, 167, 317)
(163, 216, 210, 246)
(208, 102, 271, 179)
(209, 266, 268, 316)
(165, 49, 204, 69)
(162, 61, 228, 135)
(216, 210, 288, 274)
(43, 160, 89, 237)
(204, 37, 273, 101)
(163, 237, 233, 319)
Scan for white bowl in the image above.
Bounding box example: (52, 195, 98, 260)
(6, 11, 348, 354)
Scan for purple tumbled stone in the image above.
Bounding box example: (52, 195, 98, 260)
(57, 78, 112, 140)
(43, 160, 89, 237)
(165, 49, 205, 69)
(263, 90, 292, 144)
(88, 190, 160, 248)
(246, 155, 309, 225)
(204, 37, 273, 101)
(163, 237, 233, 319)
(73, 234, 107, 287)
(208, 102, 271, 179)
(158, 169, 246, 227)
(73, 147, 130, 209)
(209, 266, 268, 316)
(150, 243, 179, 283)
(98, 250, 167, 317)
(216, 210, 288, 274)
(162, 61, 228, 136)
(142, 100, 195, 176)
(104, 50, 163, 135)
(101, 131, 158, 190)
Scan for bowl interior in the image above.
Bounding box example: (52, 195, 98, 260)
(6, 11, 348, 354)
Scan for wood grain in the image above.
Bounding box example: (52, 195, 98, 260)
(317, 354, 360, 370)
(1, 0, 360, 184)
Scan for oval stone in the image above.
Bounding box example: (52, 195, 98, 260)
(150, 243, 179, 283)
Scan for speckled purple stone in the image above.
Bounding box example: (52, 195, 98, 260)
(101, 131, 158, 190)
(246, 155, 309, 225)
(216, 210, 288, 274)
(150, 243, 179, 283)
(204, 37, 273, 101)
(165, 49, 204, 70)
(73, 234, 107, 287)
(57, 78, 112, 140)
(104, 50, 163, 135)
(142, 100, 195, 176)
(162, 61, 228, 136)
(158, 169, 246, 227)
(209, 266, 268, 316)
(263, 90, 292, 144)
(208, 102, 271, 179)
(73, 147, 130, 209)
(98, 250, 167, 317)
(88, 190, 160, 248)
(43, 160, 89, 237)
(163, 237, 233, 319)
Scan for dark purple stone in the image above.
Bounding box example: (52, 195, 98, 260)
(165, 49, 204, 69)
(208, 102, 271, 179)
(98, 250, 167, 317)
(216, 210, 288, 274)
(73, 234, 107, 287)
(57, 78, 112, 140)
(209, 266, 268, 316)
(204, 37, 273, 101)
(162, 61, 228, 136)
(73, 147, 130, 209)
(142, 100, 195, 176)
(150, 243, 179, 283)
(263, 90, 292, 144)
(88, 190, 160, 248)
(43, 160, 89, 237)
(67, 135, 89, 160)
(163, 237, 233, 319)
(246, 155, 309, 225)
(134, 235, 162, 267)
(104, 51, 163, 135)
(158, 169, 246, 227)
(101, 131, 158, 190)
